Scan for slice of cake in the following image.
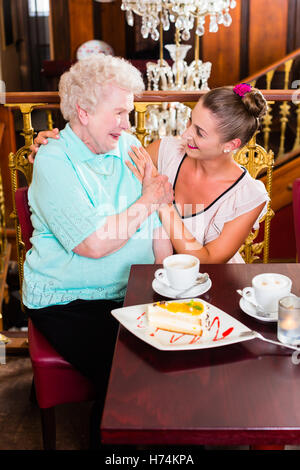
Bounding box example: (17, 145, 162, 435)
(147, 299, 209, 336)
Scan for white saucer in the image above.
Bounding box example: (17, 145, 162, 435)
(152, 277, 212, 299)
(239, 297, 277, 323)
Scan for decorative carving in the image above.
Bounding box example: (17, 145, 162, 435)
(234, 133, 274, 263)
(7, 103, 42, 307)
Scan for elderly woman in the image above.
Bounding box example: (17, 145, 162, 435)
(23, 55, 173, 412)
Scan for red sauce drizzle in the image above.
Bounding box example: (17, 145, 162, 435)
(150, 328, 159, 337)
(221, 327, 234, 338)
(209, 316, 234, 341)
(137, 311, 146, 328)
(209, 316, 220, 341)
(170, 334, 186, 343)
(189, 335, 202, 344)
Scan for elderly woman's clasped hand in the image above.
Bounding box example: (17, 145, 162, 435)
(141, 160, 173, 206)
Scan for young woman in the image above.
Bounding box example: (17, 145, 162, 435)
(126, 84, 269, 263)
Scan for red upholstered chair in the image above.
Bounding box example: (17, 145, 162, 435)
(15, 187, 96, 450)
(293, 179, 300, 261)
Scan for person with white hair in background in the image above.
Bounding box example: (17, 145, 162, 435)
(23, 55, 173, 435)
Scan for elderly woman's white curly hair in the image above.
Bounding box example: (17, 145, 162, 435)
(59, 54, 145, 122)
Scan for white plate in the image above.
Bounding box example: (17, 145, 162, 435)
(111, 299, 256, 351)
(239, 297, 277, 323)
(152, 277, 212, 299)
(76, 40, 114, 60)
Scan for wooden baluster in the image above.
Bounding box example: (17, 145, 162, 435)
(134, 102, 150, 146)
(278, 59, 293, 157)
(262, 70, 275, 151)
(262, 101, 274, 153)
(265, 69, 275, 90)
(292, 102, 300, 151)
(278, 101, 291, 157)
(283, 59, 293, 90)
(46, 109, 54, 130)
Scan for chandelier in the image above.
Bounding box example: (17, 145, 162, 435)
(122, 1, 236, 142)
(121, 0, 237, 41)
(144, 39, 212, 143)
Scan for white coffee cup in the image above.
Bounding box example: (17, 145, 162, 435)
(155, 254, 200, 290)
(242, 273, 292, 314)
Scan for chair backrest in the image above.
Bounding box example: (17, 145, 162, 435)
(293, 178, 300, 260)
(9, 141, 33, 302)
(13, 187, 33, 309)
(233, 133, 275, 263)
(15, 187, 33, 252)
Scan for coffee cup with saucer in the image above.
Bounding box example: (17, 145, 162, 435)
(152, 254, 212, 299)
(239, 273, 292, 322)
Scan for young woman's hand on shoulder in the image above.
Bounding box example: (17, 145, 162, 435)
(28, 128, 60, 163)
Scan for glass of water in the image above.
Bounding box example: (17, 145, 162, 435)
(278, 296, 300, 346)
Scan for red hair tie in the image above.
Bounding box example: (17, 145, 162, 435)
(233, 83, 252, 97)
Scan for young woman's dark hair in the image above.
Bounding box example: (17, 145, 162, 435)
(201, 86, 268, 146)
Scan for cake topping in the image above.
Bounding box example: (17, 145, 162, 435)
(158, 300, 204, 315)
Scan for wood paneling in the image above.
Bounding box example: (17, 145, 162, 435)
(248, 0, 289, 75)
(202, 0, 242, 87)
(95, 0, 126, 57)
(68, 0, 94, 60)
(49, 0, 70, 60)
(48, 0, 300, 87)
(287, 0, 300, 51)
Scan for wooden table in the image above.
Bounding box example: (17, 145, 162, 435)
(101, 263, 300, 447)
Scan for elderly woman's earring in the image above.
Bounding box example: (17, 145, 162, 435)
(223, 149, 230, 153)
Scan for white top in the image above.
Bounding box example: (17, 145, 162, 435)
(158, 136, 270, 263)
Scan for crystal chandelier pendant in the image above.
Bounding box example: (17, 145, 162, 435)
(223, 11, 232, 27)
(209, 15, 218, 33)
(122, 0, 237, 40)
(126, 10, 134, 27)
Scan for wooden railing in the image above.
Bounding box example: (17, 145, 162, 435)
(4, 89, 298, 104)
(4, 89, 298, 146)
(243, 48, 300, 86)
(242, 49, 300, 165)
(3, 89, 298, 158)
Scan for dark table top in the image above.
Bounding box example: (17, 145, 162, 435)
(101, 263, 300, 446)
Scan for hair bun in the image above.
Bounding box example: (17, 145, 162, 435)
(242, 89, 267, 120)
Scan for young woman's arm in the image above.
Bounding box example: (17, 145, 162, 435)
(126, 144, 266, 263)
(158, 202, 266, 263)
